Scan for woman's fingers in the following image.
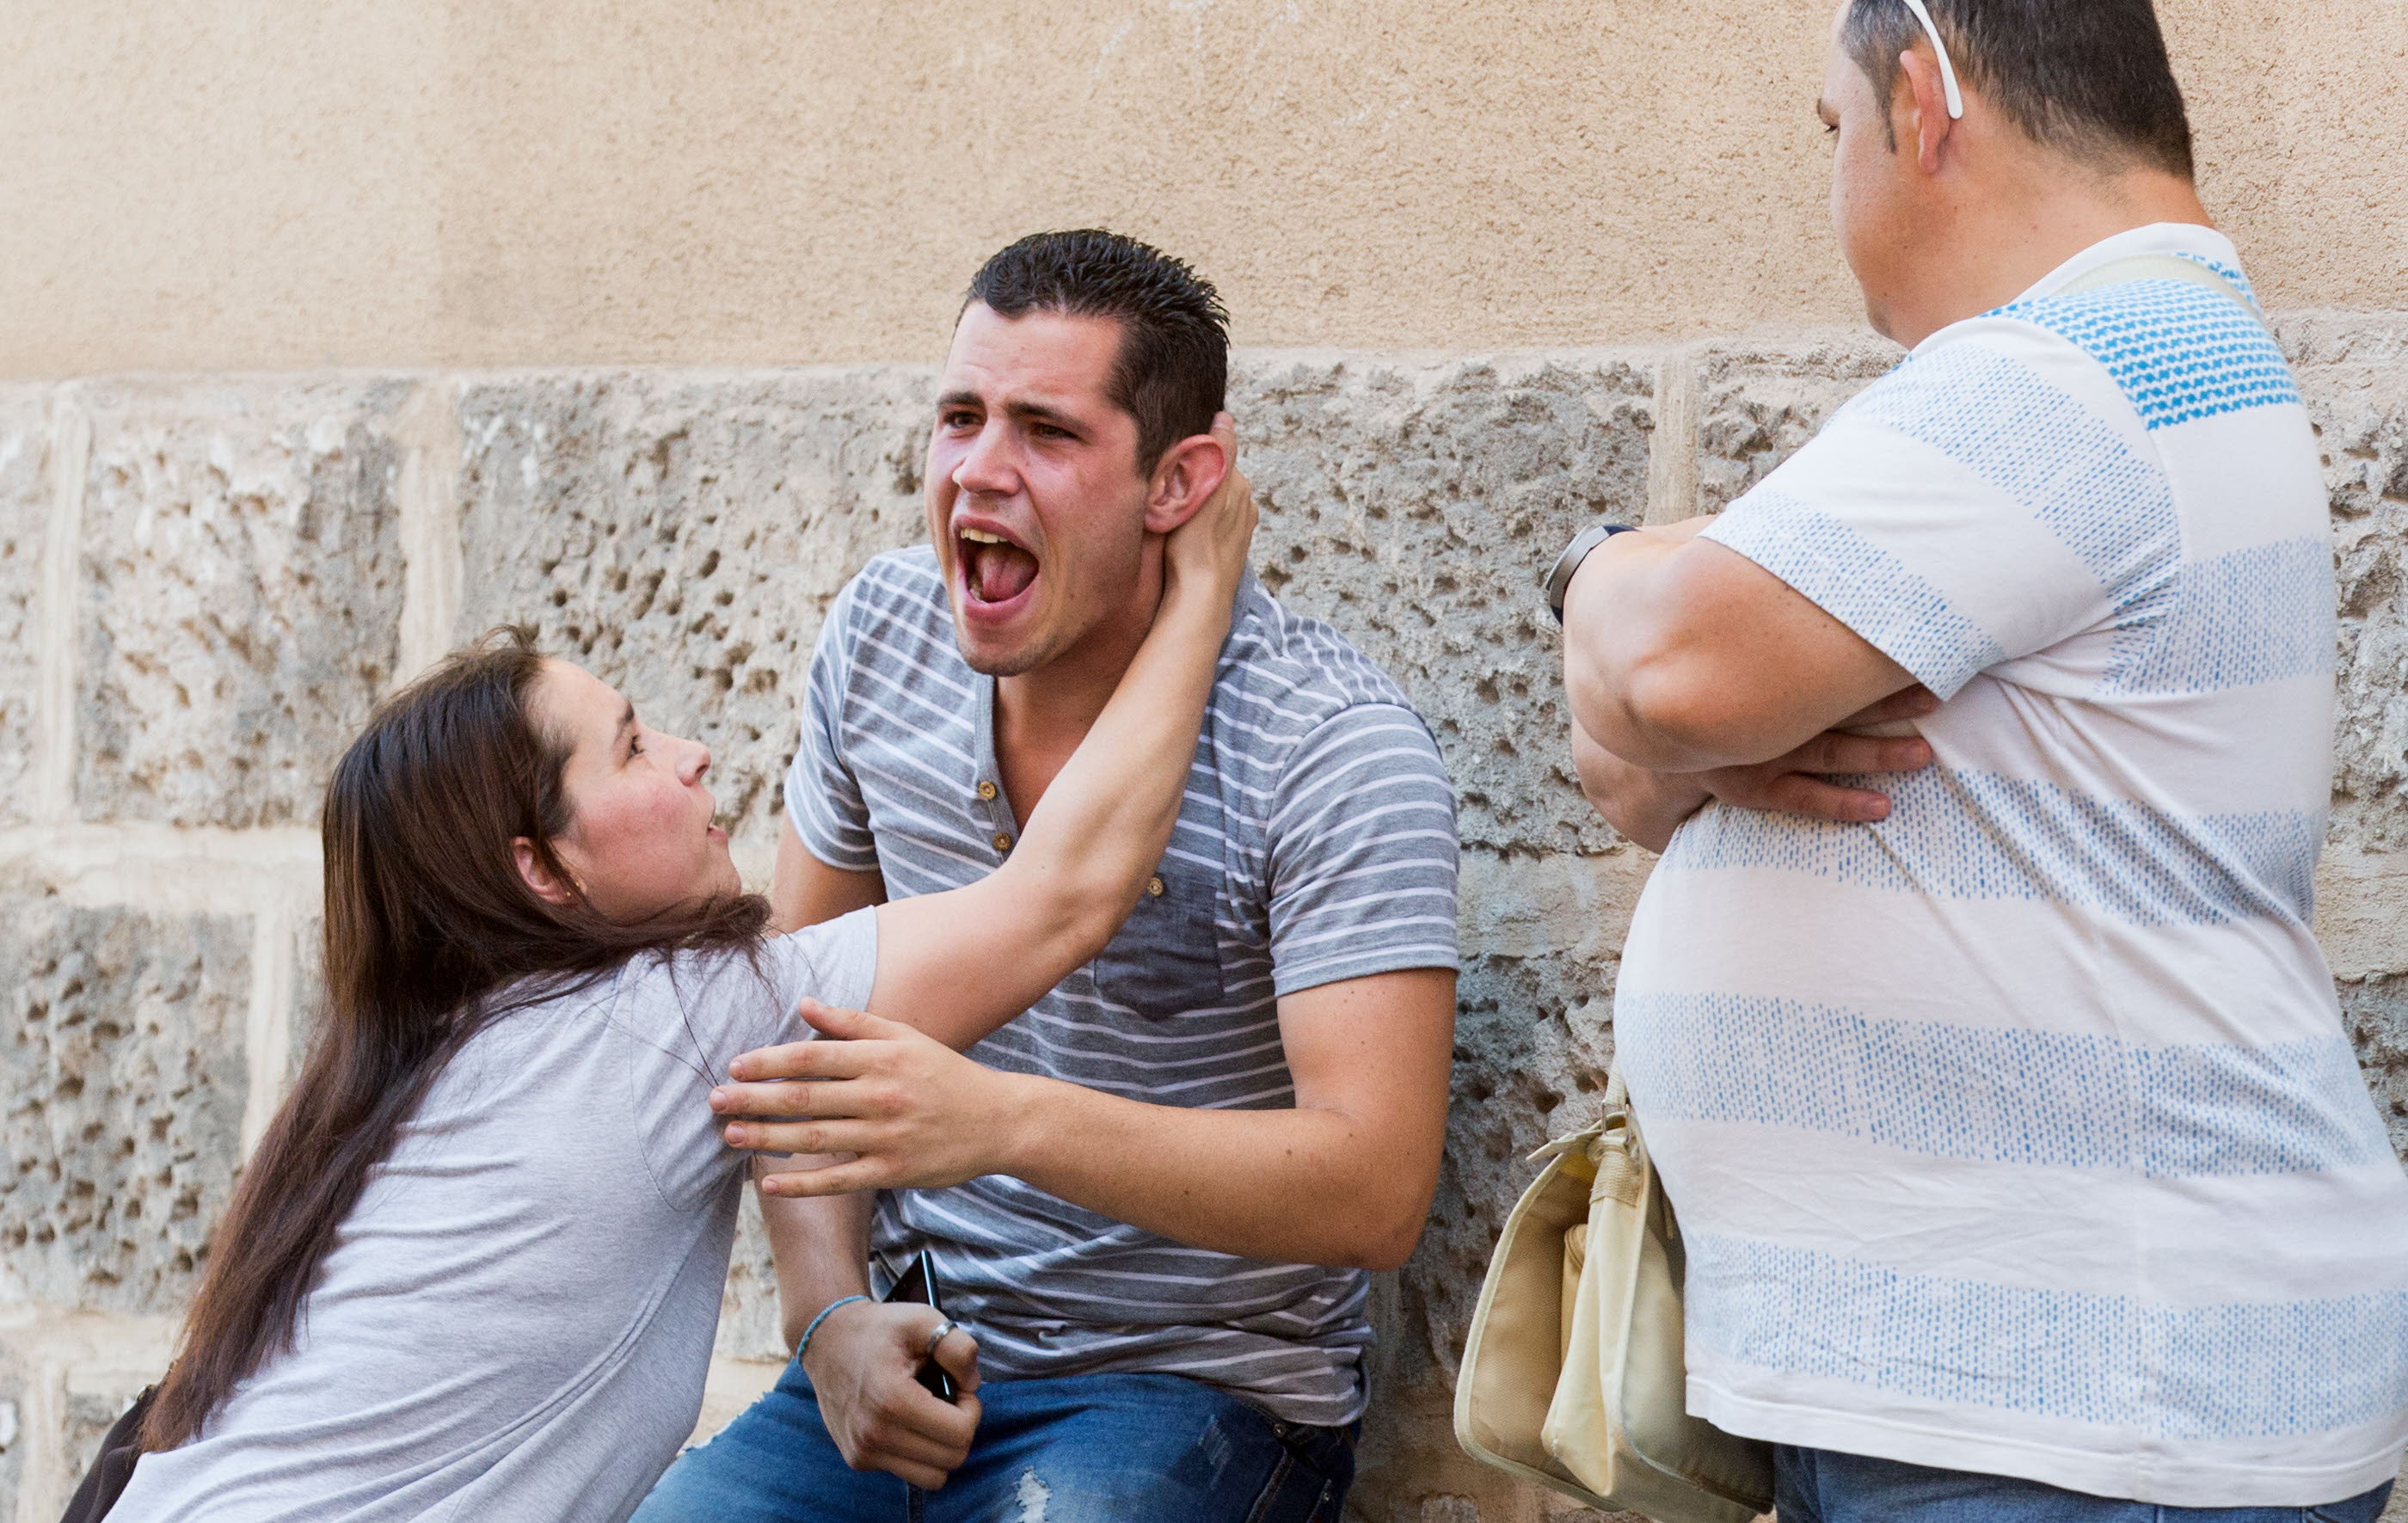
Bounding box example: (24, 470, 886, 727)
(1166, 412, 1256, 587)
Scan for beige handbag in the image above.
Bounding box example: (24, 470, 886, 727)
(1453, 1069, 1773, 1522)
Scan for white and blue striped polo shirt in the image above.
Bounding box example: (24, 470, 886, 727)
(1618, 224, 2408, 1507)
(783, 546, 1459, 1426)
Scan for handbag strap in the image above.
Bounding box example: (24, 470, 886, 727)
(2052, 251, 2268, 334)
(1526, 1062, 1631, 1165)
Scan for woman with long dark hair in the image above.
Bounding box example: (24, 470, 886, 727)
(107, 473, 1256, 1520)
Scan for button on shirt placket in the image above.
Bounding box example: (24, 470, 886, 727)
(973, 681, 1020, 858)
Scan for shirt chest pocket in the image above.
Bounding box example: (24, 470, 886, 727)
(1090, 863, 1226, 1020)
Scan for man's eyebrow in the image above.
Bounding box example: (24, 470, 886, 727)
(935, 390, 1088, 430)
(999, 398, 1084, 430)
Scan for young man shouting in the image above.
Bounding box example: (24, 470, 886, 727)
(636, 231, 1459, 1522)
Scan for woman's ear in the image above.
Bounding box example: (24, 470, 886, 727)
(1142, 412, 1235, 537)
(513, 837, 580, 907)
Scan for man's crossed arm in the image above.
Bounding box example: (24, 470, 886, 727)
(1560, 518, 1936, 849)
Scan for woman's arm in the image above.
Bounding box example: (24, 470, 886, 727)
(862, 419, 1256, 1049)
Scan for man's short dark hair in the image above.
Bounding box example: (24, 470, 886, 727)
(965, 230, 1230, 472)
(1844, 0, 2194, 177)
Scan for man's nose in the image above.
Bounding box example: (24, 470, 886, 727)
(683, 739, 712, 786)
(953, 421, 1020, 496)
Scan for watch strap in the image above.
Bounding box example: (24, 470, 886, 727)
(1547, 523, 1638, 624)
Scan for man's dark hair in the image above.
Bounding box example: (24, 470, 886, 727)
(1844, 0, 2194, 177)
(965, 229, 1230, 472)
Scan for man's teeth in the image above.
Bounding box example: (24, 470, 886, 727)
(961, 528, 1008, 544)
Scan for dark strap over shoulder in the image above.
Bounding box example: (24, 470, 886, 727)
(58, 1386, 156, 1523)
(2054, 251, 2270, 334)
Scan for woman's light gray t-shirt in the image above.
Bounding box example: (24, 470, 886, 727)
(114, 911, 876, 1523)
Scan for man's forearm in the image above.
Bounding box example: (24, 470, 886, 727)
(1570, 718, 1710, 852)
(983, 1073, 1433, 1272)
(1559, 523, 1715, 767)
(1561, 519, 1918, 772)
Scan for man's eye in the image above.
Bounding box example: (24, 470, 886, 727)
(942, 411, 978, 429)
(1032, 424, 1071, 440)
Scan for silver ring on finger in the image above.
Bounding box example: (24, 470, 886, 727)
(923, 1318, 961, 1360)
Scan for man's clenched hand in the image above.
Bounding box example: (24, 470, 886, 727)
(796, 1298, 981, 1489)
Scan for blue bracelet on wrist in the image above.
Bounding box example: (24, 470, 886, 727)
(797, 1294, 870, 1360)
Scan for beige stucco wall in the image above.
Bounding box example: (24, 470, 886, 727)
(3, 0, 2404, 379)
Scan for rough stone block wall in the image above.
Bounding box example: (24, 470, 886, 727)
(3, 322, 2405, 1520)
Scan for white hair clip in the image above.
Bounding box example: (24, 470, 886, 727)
(1898, 0, 1966, 120)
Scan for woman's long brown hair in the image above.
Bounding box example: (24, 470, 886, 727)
(143, 628, 769, 1450)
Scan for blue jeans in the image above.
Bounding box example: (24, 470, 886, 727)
(1776, 1446, 2396, 1522)
(633, 1361, 1354, 1523)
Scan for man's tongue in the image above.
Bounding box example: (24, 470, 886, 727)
(969, 542, 1039, 604)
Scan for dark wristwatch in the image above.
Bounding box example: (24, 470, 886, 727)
(1545, 523, 1638, 624)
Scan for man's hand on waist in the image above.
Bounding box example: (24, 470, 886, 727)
(1575, 686, 1938, 851)
(1688, 685, 1938, 818)
(716, 999, 1035, 1195)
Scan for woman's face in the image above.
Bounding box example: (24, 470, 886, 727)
(525, 660, 740, 920)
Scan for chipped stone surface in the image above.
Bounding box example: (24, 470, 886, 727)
(715, 1192, 788, 1364)
(1691, 332, 1898, 516)
(61, 1378, 149, 1495)
(0, 880, 250, 1314)
(455, 369, 935, 851)
(2303, 352, 2408, 851)
(1235, 353, 1656, 855)
(2341, 973, 2408, 1158)
(75, 378, 410, 827)
(0, 390, 49, 830)
(0, 1309, 178, 1521)
(0, 1354, 23, 1523)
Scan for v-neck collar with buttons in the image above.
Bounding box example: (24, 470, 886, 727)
(969, 672, 1167, 900)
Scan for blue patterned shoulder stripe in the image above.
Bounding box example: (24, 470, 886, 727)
(1992, 279, 2300, 431)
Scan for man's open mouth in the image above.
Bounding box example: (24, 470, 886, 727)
(957, 525, 1041, 607)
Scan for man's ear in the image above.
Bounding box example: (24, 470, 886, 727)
(513, 837, 580, 907)
(1898, 46, 1955, 175)
(1141, 424, 1233, 537)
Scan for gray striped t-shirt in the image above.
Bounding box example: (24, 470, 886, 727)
(783, 546, 1459, 1426)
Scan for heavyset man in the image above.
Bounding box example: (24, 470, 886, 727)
(1561, 1, 2408, 1519)
(637, 231, 1460, 1521)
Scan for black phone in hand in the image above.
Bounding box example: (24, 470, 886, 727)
(881, 1248, 957, 1402)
